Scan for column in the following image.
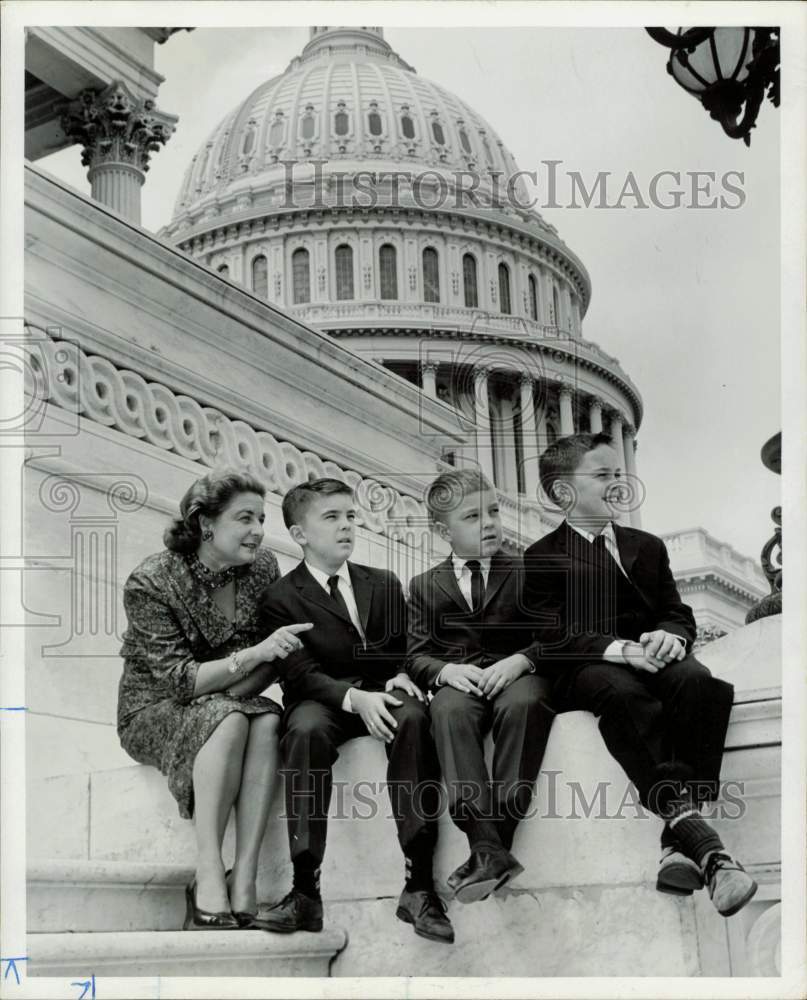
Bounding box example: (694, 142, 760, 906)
(359, 236, 374, 301)
(534, 384, 549, 452)
(421, 361, 438, 399)
(519, 373, 539, 500)
(609, 411, 626, 470)
(540, 268, 553, 326)
(473, 366, 496, 486)
(61, 81, 177, 225)
(572, 299, 582, 336)
(559, 383, 575, 436)
(404, 237, 419, 301)
(493, 392, 518, 494)
(562, 285, 573, 331)
(589, 396, 603, 434)
(623, 424, 642, 528)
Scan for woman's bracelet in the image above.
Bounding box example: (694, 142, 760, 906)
(228, 649, 251, 678)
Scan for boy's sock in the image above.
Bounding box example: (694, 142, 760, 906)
(292, 854, 322, 900)
(404, 833, 436, 893)
(666, 799, 724, 867)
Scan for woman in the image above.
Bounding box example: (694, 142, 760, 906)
(118, 468, 312, 930)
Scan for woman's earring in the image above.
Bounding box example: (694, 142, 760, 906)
(201, 529, 213, 542)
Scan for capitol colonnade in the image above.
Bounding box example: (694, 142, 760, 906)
(403, 358, 643, 525)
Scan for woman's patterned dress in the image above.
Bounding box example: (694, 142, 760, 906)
(118, 546, 282, 818)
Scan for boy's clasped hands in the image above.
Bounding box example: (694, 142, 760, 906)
(439, 653, 532, 699)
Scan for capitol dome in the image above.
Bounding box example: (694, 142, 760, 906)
(163, 27, 643, 514)
(170, 27, 531, 222)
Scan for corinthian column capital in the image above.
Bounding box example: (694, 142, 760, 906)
(61, 81, 178, 174)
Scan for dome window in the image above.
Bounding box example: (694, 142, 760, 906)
(401, 114, 416, 140)
(292, 248, 311, 304)
(379, 244, 398, 300)
(368, 111, 383, 137)
(528, 274, 539, 321)
(335, 244, 354, 300)
(463, 253, 478, 308)
(422, 248, 440, 303)
(498, 263, 512, 315)
(269, 115, 285, 148)
(334, 110, 349, 136)
(252, 255, 268, 299)
(301, 115, 315, 141)
(242, 126, 255, 157)
(431, 120, 446, 146)
(552, 285, 561, 327)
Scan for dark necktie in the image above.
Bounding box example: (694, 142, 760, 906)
(327, 574, 352, 621)
(592, 533, 621, 575)
(465, 559, 485, 612)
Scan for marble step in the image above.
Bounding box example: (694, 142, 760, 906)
(29, 860, 195, 933)
(27, 928, 347, 978)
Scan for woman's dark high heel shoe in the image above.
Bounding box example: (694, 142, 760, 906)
(225, 868, 266, 931)
(183, 879, 239, 931)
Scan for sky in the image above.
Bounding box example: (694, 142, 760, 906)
(38, 23, 783, 561)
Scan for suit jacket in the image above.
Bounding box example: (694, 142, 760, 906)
(522, 521, 696, 684)
(406, 550, 538, 690)
(258, 561, 406, 710)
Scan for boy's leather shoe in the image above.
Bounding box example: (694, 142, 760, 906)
(448, 849, 524, 903)
(656, 847, 704, 895)
(703, 852, 758, 917)
(396, 888, 454, 943)
(258, 889, 323, 933)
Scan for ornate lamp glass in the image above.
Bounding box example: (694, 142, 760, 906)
(646, 27, 780, 146)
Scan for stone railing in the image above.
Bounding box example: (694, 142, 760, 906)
(288, 300, 636, 394)
(288, 300, 572, 338)
(26, 336, 425, 539)
(26, 334, 550, 552)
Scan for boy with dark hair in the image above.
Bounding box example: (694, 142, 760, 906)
(524, 433, 757, 917)
(259, 478, 453, 943)
(407, 469, 553, 903)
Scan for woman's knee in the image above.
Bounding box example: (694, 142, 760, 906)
(247, 712, 280, 747)
(211, 711, 250, 747)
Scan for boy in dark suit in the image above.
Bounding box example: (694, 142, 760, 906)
(407, 469, 553, 903)
(258, 478, 453, 943)
(523, 432, 756, 917)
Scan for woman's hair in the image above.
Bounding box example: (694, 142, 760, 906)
(164, 468, 267, 553)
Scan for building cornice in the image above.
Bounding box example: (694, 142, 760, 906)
(322, 323, 643, 427)
(676, 572, 764, 606)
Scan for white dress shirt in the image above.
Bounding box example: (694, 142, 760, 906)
(451, 553, 492, 610)
(304, 561, 366, 712)
(565, 520, 629, 578)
